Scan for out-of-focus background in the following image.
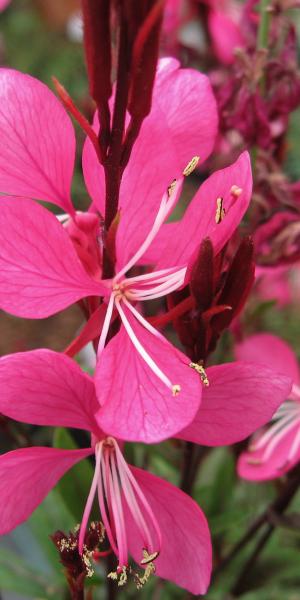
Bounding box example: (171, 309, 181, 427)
(1, 2, 300, 599)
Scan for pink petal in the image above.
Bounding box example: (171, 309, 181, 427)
(0, 349, 100, 435)
(238, 423, 300, 481)
(177, 362, 292, 445)
(235, 333, 300, 385)
(0, 446, 92, 534)
(126, 466, 212, 595)
(0, 69, 75, 214)
(154, 151, 253, 271)
(83, 58, 218, 267)
(95, 314, 202, 443)
(0, 197, 106, 318)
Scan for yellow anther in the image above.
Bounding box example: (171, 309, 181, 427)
(167, 178, 177, 197)
(172, 384, 181, 396)
(141, 549, 159, 565)
(82, 551, 94, 578)
(135, 562, 156, 589)
(189, 362, 210, 387)
(183, 156, 200, 177)
(134, 551, 158, 590)
(108, 566, 128, 587)
(230, 184, 242, 197)
(215, 196, 226, 224)
(118, 567, 128, 586)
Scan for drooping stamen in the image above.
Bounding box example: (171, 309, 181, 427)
(106, 450, 128, 569)
(113, 441, 162, 553)
(98, 452, 119, 556)
(115, 299, 180, 395)
(79, 443, 102, 554)
(78, 438, 161, 587)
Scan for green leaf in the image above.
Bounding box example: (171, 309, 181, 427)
(26, 490, 75, 574)
(0, 547, 62, 598)
(198, 448, 236, 517)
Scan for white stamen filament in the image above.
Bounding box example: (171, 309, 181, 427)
(107, 451, 128, 568)
(79, 439, 161, 574)
(114, 179, 183, 281)
(127, 269, 186, 301)
(98, 452, 119, 556)
(115, 299, 174, 391)
(287, 427, 300, 462)
(114, 441, 162, 551)
(273, 401, 300, 419)
(97, 293, 115, 356)
(248, 398, 300, 466)
(78, 442, 102, 554)
(111, 442, 154, 550)
(260, 416, 300, 462)
(125, 267, 182, 286)
(56, 212, 69, 224)
(251, 413, 298, 451)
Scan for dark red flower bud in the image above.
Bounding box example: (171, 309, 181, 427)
(82, 0, 112, 107)
(127, 0, 164, 121)
(190, 238, 215, 310)
(211, 236, 255, 334)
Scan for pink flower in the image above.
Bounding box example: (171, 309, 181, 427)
(236, 333, 300, 481)
(255, 264, 300, 307)
(0, 63, 253, 443)
(0, 349, 211, 595)
(203, 0, 246, 65)
(0, 349, 291, 562)
(0, 0, 10, 11)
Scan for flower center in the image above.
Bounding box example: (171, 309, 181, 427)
(96, 167, 190, 395)
(78, 438, 161, 588)
(247, 384, 300, 467)
(96, 159, 242, 395)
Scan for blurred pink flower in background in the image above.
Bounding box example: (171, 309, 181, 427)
(236, 333, 300, 480)
(0, 0, 10, 12)
(204, 0, 246, 64)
